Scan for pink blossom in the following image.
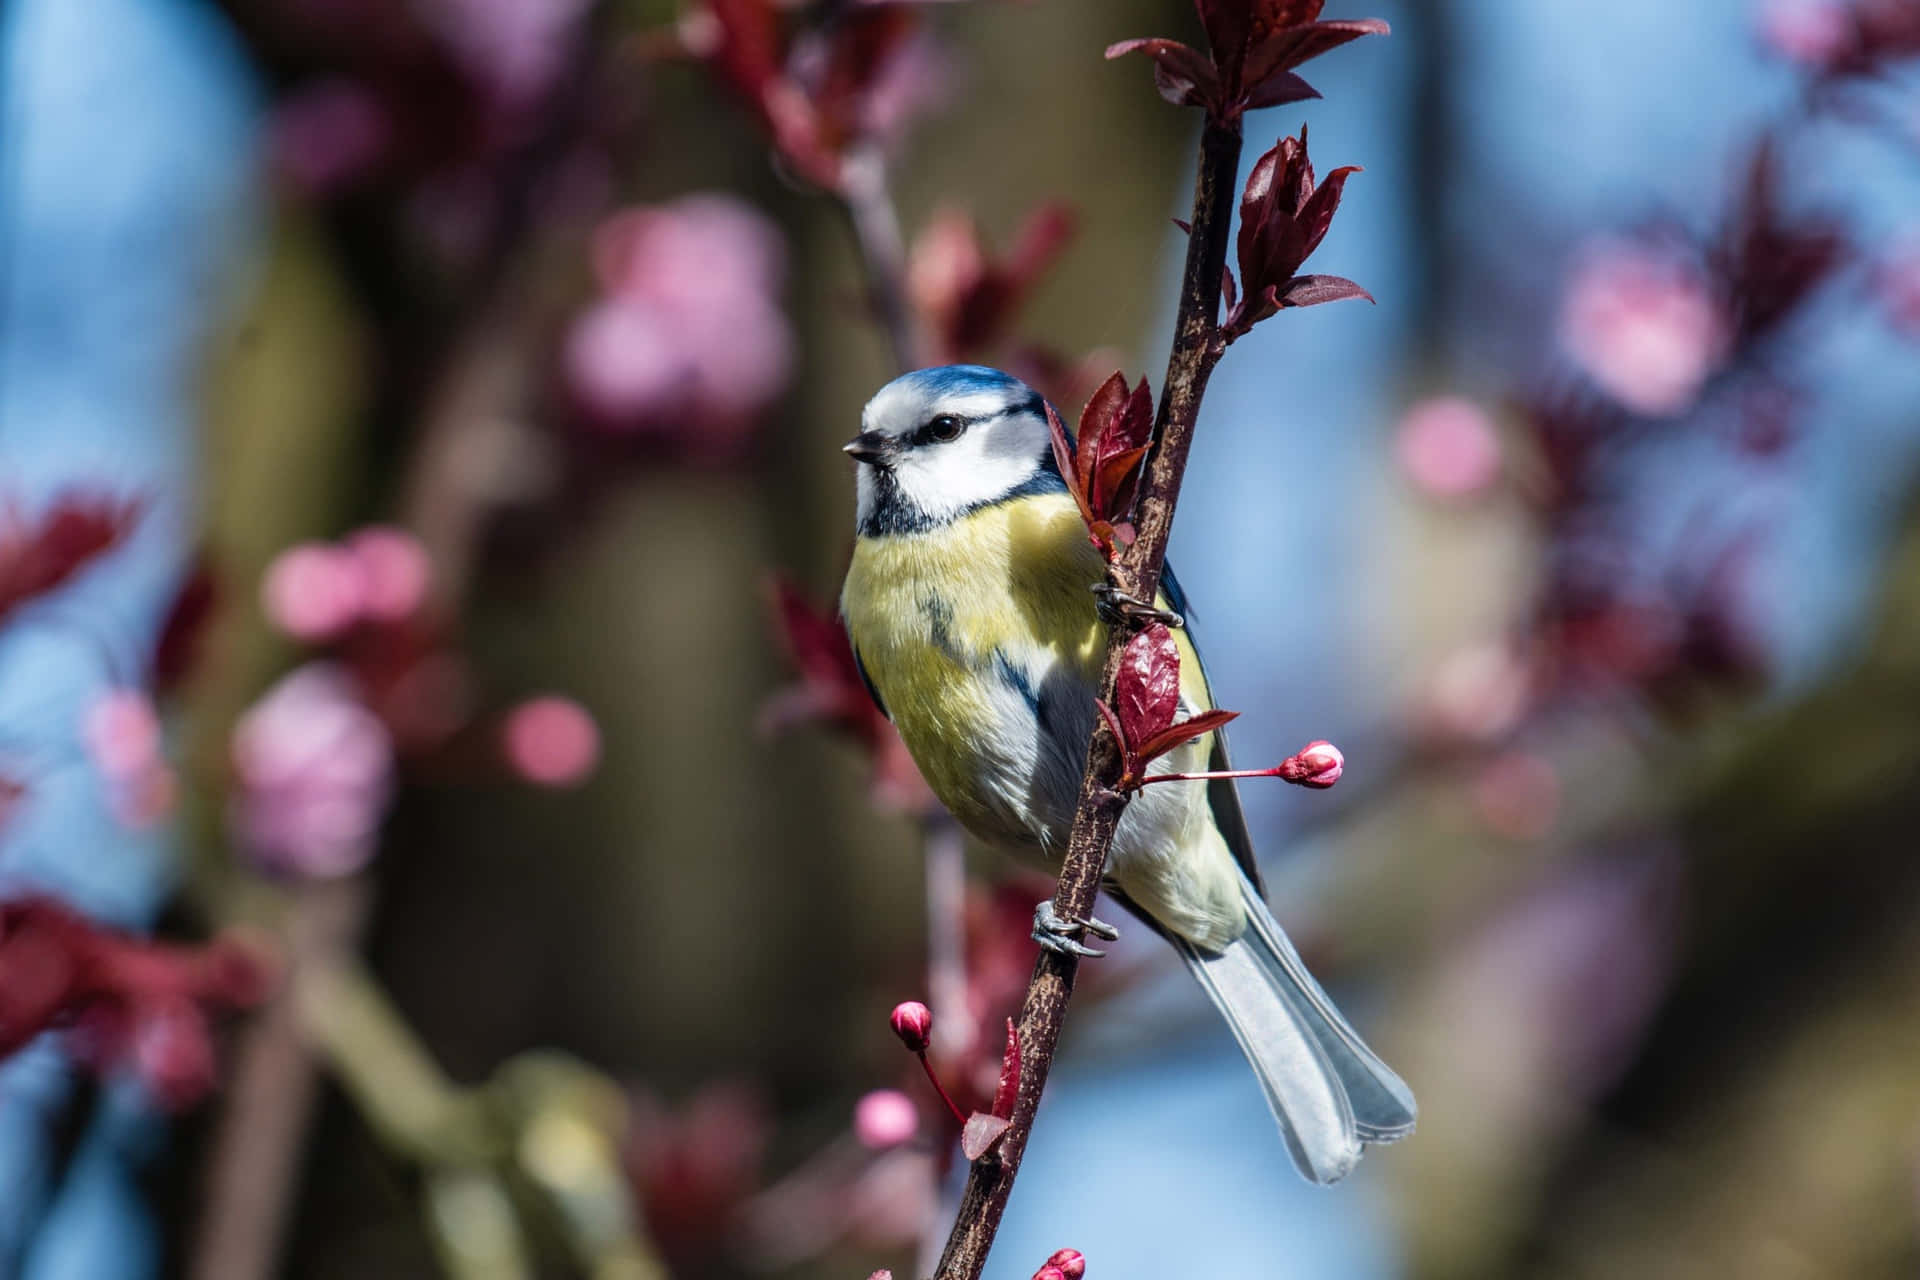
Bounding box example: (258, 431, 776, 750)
(565, 196, 793, 443)
(230, 664, 395, 878)
(1757, 0, 1854, 67)
(345, 526, 432, 621)
(269, 79, 389, 197)
(853, 1088, 920, 1149)
(1473, 751, 1561, 841)
(261, 542, 366, 642)
(1560, 239, 1731, 417)
(416, 0, 592, 115)
(1878, 237, 1920, 337)
(83, 690, 178, 828)
(1422, 643, 1532, 743)
(501, 696, 600, 787)
(1396, 396, 1502, 499)
(84, 690, 162, 780)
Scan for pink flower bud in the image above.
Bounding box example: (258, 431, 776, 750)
(867, 1273, 894, 1280)
(853, 1088, 920, 1149)
(1279, 740, 1344, 789)
(501, 696, 601, 788)
(83, 690, 162, 780)
(261, 542, 366, 642)
(1045, 1249, 1087, 1278)
(345, 526, 431, 622)
(1395, 397, 1501, 500)
(1033, 1270, 1067, 1280)
(889, 1001, 933, 1053)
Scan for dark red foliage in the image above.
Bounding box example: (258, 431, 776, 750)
(958, 1018, 1019, 1160)
(1095, 625, 1239, 789)
(1224, 125, 1371, 341)
(1047, 373, 1154, 555)
(689, 0, 928, 190)
(761, 577, 929, 809)
(1713, 139, 1849, 344)
(626, 1083, 769, 1269)
(152, 562, 219, 694)
(911, 204, 1078, 362)
(0, 898, 274, 1107)
(0, 493, 142, 626)
(1107, 0, 1387, 123)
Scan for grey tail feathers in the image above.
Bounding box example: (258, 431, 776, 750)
(1174, 873, 1416, 1184)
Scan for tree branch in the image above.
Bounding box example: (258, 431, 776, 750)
(931, 118, 1243, 1280)
(838, 145, 927, 373)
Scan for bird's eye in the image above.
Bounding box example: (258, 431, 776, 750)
(926, 414, 966, 443)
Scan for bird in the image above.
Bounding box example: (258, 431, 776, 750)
(838, 364, 1415, 1184)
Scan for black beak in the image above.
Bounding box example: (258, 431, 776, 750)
(843, 431, 898, 465)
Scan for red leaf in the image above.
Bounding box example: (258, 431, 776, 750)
(960, 1111, 1012, 1161)
(1192, 1, 1253, 84)
(1114, 624, 1181, 747)
(991, 1016, 1021, 1118)
(0, 493, 142, 626)
(1044, 402, 1096, 528)
(1296, 163, 1362, 258)
(152, 563, 218, 694)
(1255, 0, 1328, 28)
(1135, 707, 1241, 765)
(1280, 274, 1374, 307)
(1244, 18, 1390, 83)
(1094, 696, 1128, 755)
(1076, 372, 1130, 490)
(1244, 68, 1321, 109)
(1091, 446, 1148, 519)
(1104, 38, 1221, 110)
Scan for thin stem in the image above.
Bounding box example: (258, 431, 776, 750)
(917, 1050, 969, 1128)
(1140, 766, 1283, 785)
(931, 118, 1243, 1280)
(838, 144, 926, 373)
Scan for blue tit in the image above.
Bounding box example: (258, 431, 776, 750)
(839, 364, 1414, 1184)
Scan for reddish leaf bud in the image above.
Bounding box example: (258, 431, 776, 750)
(1279, 740, 1344, 788)
(889, 1000, 933, 1052)
(1046, 1248, 1087, 1278)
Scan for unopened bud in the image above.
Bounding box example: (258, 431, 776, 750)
(1033, 1270, 1067, 1280)
(889, 1001, 933, 1052)
(1045, 1249, 1087, 1279)
(1279, 740, 1344, 789)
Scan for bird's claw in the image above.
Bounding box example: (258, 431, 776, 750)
(1032, 901, 1120, 958)
(1092, 583, 1184, 629)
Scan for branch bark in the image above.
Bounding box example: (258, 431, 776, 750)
(838, 145, 927, 373)
(930, 118, 1244, 1280)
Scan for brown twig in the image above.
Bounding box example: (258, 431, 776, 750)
(931, 119, 1244, 1280)
(839, 144, 928, 372)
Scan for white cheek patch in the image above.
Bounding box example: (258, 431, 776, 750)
(890, 412, 1048, 521)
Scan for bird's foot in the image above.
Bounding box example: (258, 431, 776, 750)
(1031, 901, 1121, 958)
(1092, 583, 1183, 630)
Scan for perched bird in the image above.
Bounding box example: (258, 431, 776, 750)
(839, 365, 1414, 1184)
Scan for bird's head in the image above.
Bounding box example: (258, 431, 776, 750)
(845, 365, 1064, 536)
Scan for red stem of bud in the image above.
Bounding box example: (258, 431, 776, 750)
(1137, 766, 1286, 786)
(918, 1050, 969, 1128)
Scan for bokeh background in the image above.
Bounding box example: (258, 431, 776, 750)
(3, 0, 1920, 1277)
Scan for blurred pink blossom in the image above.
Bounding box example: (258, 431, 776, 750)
(1421, 643, 1533, 743)
(1395, 396, 1503, 499)
(853, 1088, 920, 1149)
(1560, 239, 1731, 417)
(84, 690, 162, 780)
(230, 664, 395, 878)
(417, 0, 592, 116)
(565, 196, 793, 445)
(1757, 0, 1854, 66)
(1473, 750, 1561, 841)
(345, 526, 432, 621)
(501, 696, 601, 787)
(269, 79, 390, 197)
(83, 690, 177, 828)
(1879, 237, 1920, 337)
(262, 542, 366, 642)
